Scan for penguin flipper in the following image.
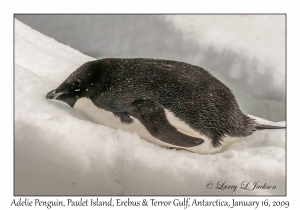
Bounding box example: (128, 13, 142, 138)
(128, 99, 204, 147)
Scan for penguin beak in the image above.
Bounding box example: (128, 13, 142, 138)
(46, 89, 77, 107)
(46, 89, 64, 100)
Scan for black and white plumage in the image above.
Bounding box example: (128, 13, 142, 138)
(46, 58, 284, 154)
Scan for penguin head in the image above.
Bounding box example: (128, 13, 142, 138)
(46, 61, 100, 107)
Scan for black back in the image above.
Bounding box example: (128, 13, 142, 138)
(79, 58, 256, 146)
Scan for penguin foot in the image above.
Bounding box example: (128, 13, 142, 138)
(114, 112, 134, 124)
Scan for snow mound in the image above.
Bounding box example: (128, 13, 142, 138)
(15, 19, 286, 195)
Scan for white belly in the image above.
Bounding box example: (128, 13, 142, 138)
(73, 97, 231, 154)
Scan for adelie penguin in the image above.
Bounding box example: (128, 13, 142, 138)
(46, 58, 285, 154)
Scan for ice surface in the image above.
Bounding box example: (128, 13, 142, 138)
(15, 19, 286, 195)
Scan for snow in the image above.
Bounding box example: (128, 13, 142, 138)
(15, 19, 286, 195)
(165, 15, 285, 101)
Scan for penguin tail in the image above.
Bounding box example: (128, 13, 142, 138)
(254, 123, 286, 130)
